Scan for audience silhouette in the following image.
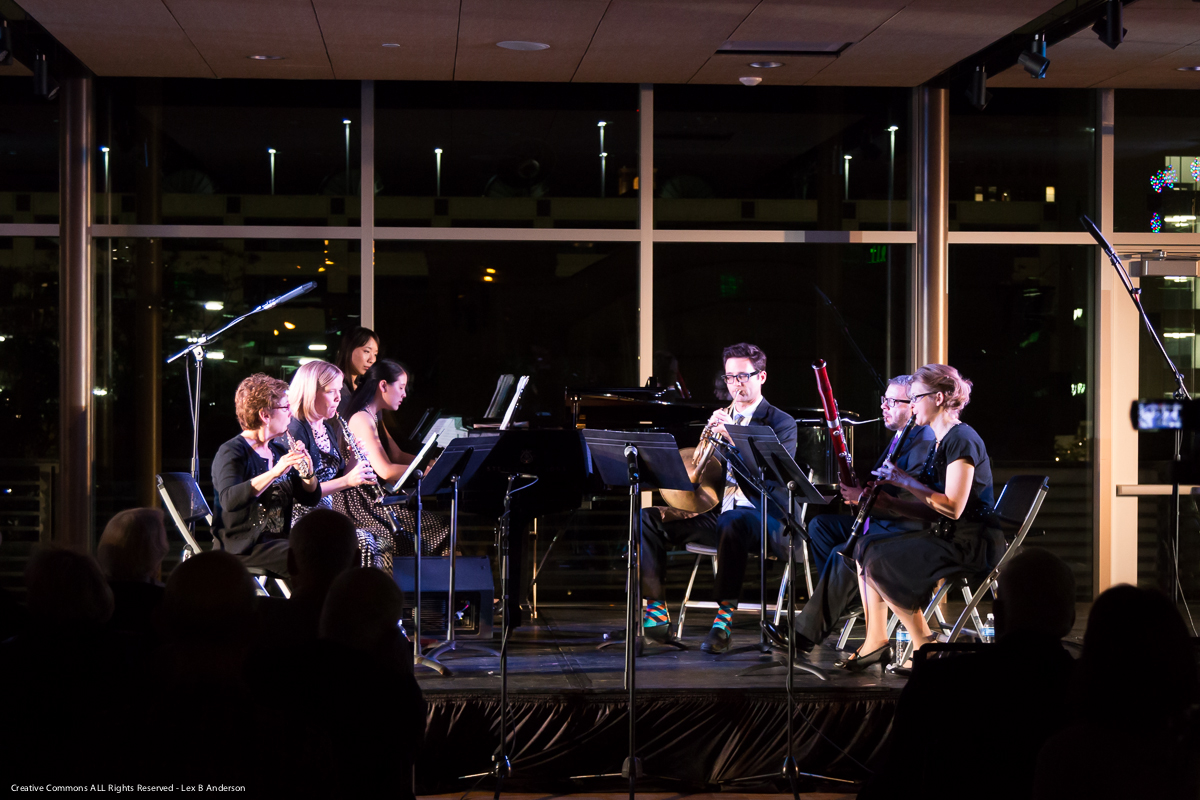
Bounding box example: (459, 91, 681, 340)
(858, 547, 1079, 800)
(1032, 583, 1199, 799)
(97, 507, 169, 640)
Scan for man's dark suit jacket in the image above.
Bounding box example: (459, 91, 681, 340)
(719, 397, 798, 524)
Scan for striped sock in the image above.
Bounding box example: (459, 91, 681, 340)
(712, 601, 734, 633)
(644, 599, 670, 628)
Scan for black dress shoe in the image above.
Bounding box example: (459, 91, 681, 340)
(643, 623, 672, 644)
(700, 627, 731, 654)
(763, 621, 815, 654)
(834, 642, 893, 673)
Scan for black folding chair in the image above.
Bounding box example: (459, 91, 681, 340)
(156, 472, 290, 598)
(894, 474, 1050, 665)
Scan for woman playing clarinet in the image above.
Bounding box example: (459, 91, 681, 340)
(285, 360, 387, 568)
(344, 359, 449, 557)
(839, 363, 1003, 671)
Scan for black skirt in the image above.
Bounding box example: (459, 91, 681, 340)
(854, 519, 1004, 612)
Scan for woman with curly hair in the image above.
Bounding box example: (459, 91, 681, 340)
(838, 363, 1002, 671)
(211, 373, 320, 576)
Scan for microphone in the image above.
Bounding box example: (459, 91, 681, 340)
(624, 444, 639, 481)
(254, 281, 317, 313)
(1079, 215, 1120, 262)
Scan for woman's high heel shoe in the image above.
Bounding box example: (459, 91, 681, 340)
(834, 642, 893, 673)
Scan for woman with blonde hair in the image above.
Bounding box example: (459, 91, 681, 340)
(839, 363, 1002, 671)
(285, 359, 391, 569)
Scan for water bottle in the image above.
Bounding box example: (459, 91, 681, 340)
(981, 613, 995, 642)
(895, 627, 911, 662)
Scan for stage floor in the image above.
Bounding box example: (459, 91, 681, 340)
(416, 604, 911, 692)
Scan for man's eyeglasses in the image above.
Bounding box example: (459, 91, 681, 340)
(879, 396, 911, 409)
(722, 370, 761, 384)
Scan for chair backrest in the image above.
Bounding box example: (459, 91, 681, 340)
(993, 474, 1050, 541)
(156, 472, 213, 556)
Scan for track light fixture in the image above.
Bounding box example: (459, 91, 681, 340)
(966, 65, 992, 111)
(33, 53, 58, 101)
(1092, 0, 1125, 50)
(1018, 34, 1049, 79)
(0, 20, 12, 67)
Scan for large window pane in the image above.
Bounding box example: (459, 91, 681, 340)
(0, 77, 59, 224)
(654, 242, 909, 471)
(0, 237, 58, 597)
(93, 237, 360, 527)
(654, 86, 910, 231)
(1114, 90, 1200, 233)
(949, 88, 1096, 233)
(372, 239, 637, 430)
(1131, 277, 1200, 598)
(949, 245, 1094, 597)
(375, 83, 638, 229)
(94, 79, 361, 226)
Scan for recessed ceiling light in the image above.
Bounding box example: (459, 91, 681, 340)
(1176, 66, 1200, 71)
(382, 43, 400, 48)
(739, 76, 763, 86)
(497, 41, 550, 51)
(248, 55, 284, 60)
(749, 61, 784, 69)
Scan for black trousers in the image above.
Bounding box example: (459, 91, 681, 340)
(638, 507, 719, 601)
(713, 506, 787, 604)
(806, 513, 855, 577)
(236, 538, 291, 577)
(793, 517, 916, 645)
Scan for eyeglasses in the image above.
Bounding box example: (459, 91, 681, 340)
(722, 370, 761, 384)
(909, 391, 938, 403)
(880, 396, 911, 409)
(272, 404, 291, 412)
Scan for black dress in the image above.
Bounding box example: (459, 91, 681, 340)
(854, 422, 1003, 612)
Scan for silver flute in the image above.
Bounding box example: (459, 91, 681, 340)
(285, 431, 315, 479)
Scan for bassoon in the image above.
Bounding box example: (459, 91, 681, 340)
(812, 359, 857, 488)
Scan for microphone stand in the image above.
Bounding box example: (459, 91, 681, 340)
(165, 281, 318, 484)
(1081, 215, 1193, 616)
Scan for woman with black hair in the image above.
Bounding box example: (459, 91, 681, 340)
(343, 359, 449, 557)
(335, 326, 379, 417)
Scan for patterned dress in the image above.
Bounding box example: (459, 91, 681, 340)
(337, 412, 450, 562)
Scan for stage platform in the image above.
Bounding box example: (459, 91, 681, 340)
(412, 604, 909, 795)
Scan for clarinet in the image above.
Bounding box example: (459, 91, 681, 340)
(337, 413, 386, 503)
(841, 414, 919, 563)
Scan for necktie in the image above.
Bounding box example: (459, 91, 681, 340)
(721, 413, 746, 512)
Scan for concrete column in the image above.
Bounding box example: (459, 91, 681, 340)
(57, 76, 93, 551)
(910, 86, 948, 370)
(1092, 88, 1140, 594)
(638, 83, 653, 385)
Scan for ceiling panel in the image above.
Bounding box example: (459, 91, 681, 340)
(161, 0, 333, 79)
(990, 40, 1178, 87)
(807, 0, 1062, 86)
(455, 0, 609, 82)
(16, 0, 213, 77)
(313, 0, 458, 81)
(689, 52, 835, 85)
(572, 0, 758, 84)
(723, 0, 905, 47)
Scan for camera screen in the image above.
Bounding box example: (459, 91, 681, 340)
(1135, 401, 1183, 431)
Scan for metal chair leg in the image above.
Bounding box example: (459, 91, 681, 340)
(772, 562, 790, 626)
(837, 616, 857, 651)
(677, 554, 703, 632)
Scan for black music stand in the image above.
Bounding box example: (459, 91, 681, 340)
(420, 437, 501, 661)
(724, 427, 832, 800)
(722, 427, 828, 677)
(470, 430, 583, 800)
(581, 429, 693, 800)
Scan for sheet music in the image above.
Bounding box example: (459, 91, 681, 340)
(386, 434, 440, 492)
(423, 415, 469, 445)
(500, 375, 529, 431)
